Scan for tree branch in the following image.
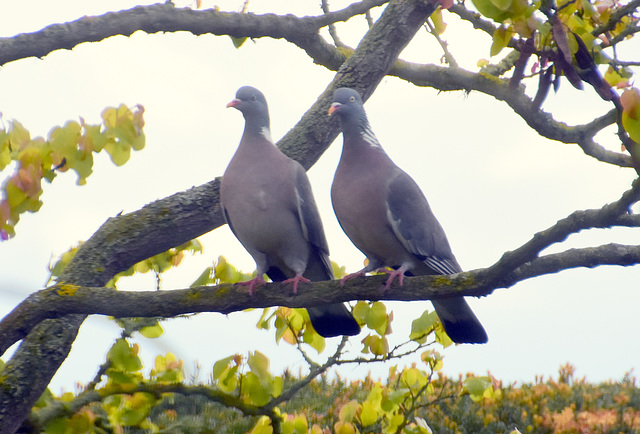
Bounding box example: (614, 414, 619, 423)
(389, 62, 632, 167)
(2, 0, 632, 171)
(0, 0, 386, 67)
(2, 178, 639, 357)
(2, 242, 639, 356)
(0, 1, 439, 432)
(592, 0, 640, 38)
(478, 177, 640, 286)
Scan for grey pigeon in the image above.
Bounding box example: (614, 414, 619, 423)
(220, 86, 360, 338)
(329, 87, 487, 344)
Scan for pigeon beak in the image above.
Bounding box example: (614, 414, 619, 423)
(328, 102, 341, 115)
(227, 98, 241, 108)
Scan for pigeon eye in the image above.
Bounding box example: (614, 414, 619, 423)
(349, 96, 355, 102)
(251, 95, 257, 101)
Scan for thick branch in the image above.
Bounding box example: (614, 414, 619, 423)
(0, 1, 438, 432)
(3, 178, 639, 355)
(2, 243, 639, 354)
(0, 0, 386, 67)
(448, 3, 497, 37)
(0, 180, 225, 432)
(390, 62, 632, 167)
(479, 177, 640, 286)
(2, 0, 632, 170)
(592, 0, 640, 37)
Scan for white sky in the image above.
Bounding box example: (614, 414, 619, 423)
(1, 0, 640, 395)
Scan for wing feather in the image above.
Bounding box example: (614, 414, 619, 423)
(386, 169, 461, 274)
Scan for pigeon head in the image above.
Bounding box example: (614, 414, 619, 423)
(227, 86, 270, 131)
(329, 87, 379, 146)
(329, 88, 369, 130)
(329, 87, 364, 114)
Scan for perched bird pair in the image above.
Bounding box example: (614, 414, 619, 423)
(220, 86, 487, 343)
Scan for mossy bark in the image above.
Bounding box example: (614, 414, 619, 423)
(0, 1, 437, 431)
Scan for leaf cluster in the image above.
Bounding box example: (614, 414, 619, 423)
(2, 0, 640, 431)
(0, 104, 145, 239)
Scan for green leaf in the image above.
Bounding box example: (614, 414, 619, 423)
(117, 392, 155, 426)
(242, 372, 271, 406)
(106, 370, 142, 386)
(434, 320, 454, 348)
(218, 366, 239, 393)
(367, 301, 389, 335)
(421, 349, 444, 371)
(0, 134, 12, 170)
(338, 400, 360, 423)
(213, 355, 236, 380)
(302, 320, 326, 353)
(402, 367, 428, 392)
(281, 414, 308, 434)
(490, 0, 512, 12)
(490, 26, 514, 57)
(621, 88, 640, 143)
(368, 335, 389, 356)
(471, 0, 510, 21)
(463, 376, 493, 402)
(152, 353, 184, 383)
(104, 140, 132, 166)
(107, 339, 142, 372)
(249, 416, 273, 434)
(230, 36, 248, 48)
(430, 9, 447, 34)
(191, 266, 214, 287)
(43, 417, 67, 434)
(139, 322, 164, 339)
(352, 301, 370, 323)
(213, 355, 239, 393)
(49, 121, 81, 156)
(248, 350, 270, 381)
(383, 389, 409, 410)
(8, 120, 31, 148)
(360, 385, 383, 426)
(410, 310, 437, 343)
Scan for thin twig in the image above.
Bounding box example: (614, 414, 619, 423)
(321, 0, 347, 48)
(424, 20, 458, 67)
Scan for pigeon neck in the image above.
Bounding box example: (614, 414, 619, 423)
(341, 116, 381, 150)
(242, 116, 273, 144)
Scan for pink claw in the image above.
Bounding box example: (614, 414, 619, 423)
(377, 266, 408, 291)
(339, 269, 368, 286)
(382, 269, 404, 290)
(282, 275, 311, 294)
(238, 276, 267, 295)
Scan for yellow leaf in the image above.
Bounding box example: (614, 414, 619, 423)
(139, 323, 164, 338)
(490, 26, 514, 57)
(248, 350, 271, 380)
(249, 416, 273, 434)
(338, 400, 360, 423)
(430, 9, 447, 34)
(334, 421, 357, 434)
(360, 401, 379, 426)
(621, 88, 640, 142)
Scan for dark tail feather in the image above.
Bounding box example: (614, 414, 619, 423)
(431, 298, 488, 344)
(296, 250, 361, 338)
(307, 304, 360, 338)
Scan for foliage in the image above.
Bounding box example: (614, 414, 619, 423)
(2, 0, 640, 431)
(29, 255, 640, 433)
(25, 345, 640, 434)
(420, 363, 640, 433)
(23, 254, 454, 433)
(0, 104, 145, 240)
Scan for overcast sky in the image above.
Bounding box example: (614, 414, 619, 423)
(1, 0, 640, 394)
